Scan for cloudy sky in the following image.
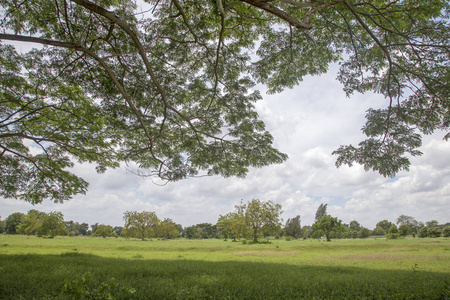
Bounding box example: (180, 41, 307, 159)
(2, 63, 449, 230)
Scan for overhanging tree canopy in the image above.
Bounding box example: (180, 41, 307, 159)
(1, 0, 448, 203)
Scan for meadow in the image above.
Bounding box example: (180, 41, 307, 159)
(0, 235, 449, 299)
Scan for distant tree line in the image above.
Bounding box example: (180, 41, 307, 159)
(1, 201, 449, 241)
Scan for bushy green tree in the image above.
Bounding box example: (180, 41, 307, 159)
(376, 220, 395, 234)
(349, 220, 361, 232)
(243, 199, 283, 242)
(314, 204, 328, 223)
(65, 221, 89, 236)
(93, 225, 114, 238)
(427, 227, 442, 238)
(443, 227, 450, 238)
(372, 226, 386, 236)
(396, 215, 420, 234)
(17, 210, 46, 235)
(113, 226, 124, 237)
(0, 217, 4, 234)
(37, 211, 65, 238)
(217, 204, 247, 241)
(312, 215, 343, 242)
(123, 211, 160, 241)
(4, 212, 24, 234)
(284, 215, 302, 238)
(387, 224, 400, 239)
(426, 220, 439, 228)
(418, 227, 428, 238)
(155, 219, 180, 239)
(359, 227, 371, 239)
(398, 224, 410, 237)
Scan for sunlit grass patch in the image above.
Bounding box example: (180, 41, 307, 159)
(0, 236, 449, 299)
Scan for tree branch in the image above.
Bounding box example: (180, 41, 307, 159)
(242, 0, 311, 29)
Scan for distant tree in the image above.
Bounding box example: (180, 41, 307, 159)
(156, 219, 180, 239)
(443, 227, 450, 238)
(5, 212, 24, 234)
(93, 225, 114, 238)
(123, 211, 160, 241)
(0, 217, 4, 234)
(426, 220, 439, 228)
(113, 226, 124, 236)
(358, 227, 370, 239)
(37, 211, 65, 238)
(242, 199, 282, 243)
(372, 226, 386, 236)
(183, 225, 198, 239)
(217, 215, 232, 240)
(301, 226, 312, 239)
(398, 224, 409, 237)
(387, 224, 400, 239)
(314, 204, 328, 222)
(217, 202, 247, 241)
(195, 223, 218, 239)
(418, 227, 428, 238)
(90, 223, 99, 234)
(17, 210, 46, 235)
(376, 220, 395, 233)
(312, 215, 343, 242)
(284, 215, 302, 238)
(77, 223, 89, 236)
(65, 220, 76, 236)
(349, 220, 361, 232)
(396, 215, 420, 233)
(65, 220, 89, 236)
(174, 223, 183, 235)
(427, 227, 442, 238)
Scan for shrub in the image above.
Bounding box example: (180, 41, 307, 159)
(285, 236, 294, 241)
(387, 225, 400, 239)
(427, 227, 442, 238)
(359, 228, 370, 239)
(398, 224, 409, 236)
(372, 226, 386, 236)
(418, 227, 428, 238)
(443, 226, 450, 238)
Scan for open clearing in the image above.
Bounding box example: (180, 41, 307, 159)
(1, 235, 449, 299)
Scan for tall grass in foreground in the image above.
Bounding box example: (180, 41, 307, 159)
(1, 236, 449, 299)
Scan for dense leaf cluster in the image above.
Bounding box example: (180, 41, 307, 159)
(0, 0, 448, 203)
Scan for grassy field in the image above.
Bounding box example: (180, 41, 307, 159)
(0, 235, 449, 299)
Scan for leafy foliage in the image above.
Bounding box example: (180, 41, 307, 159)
(314, 203, 328, 222)
(443, 226, 450, 238)
(376, 220, 395, 233)
(17, 209, 46, 235)
(37, 211, 65, 238)
(62, 273, 136, 299)
(123, 211, 160, 240)
(386, 224, 400, 239)
(219, 199, 282, 242)
(155, 218, 180, 239)
(1, 0, 448, 202)
(284, 215, 302, 238)
(4, 212, 24, 234)
(242, 199, 283, 242)
(93, 224, 114, 238)
(312, 214, 343, 241)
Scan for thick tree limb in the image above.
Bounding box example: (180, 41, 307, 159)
(0, 33, 160, 161)
(242, 0, 311, 29)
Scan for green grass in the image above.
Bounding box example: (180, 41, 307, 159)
(1, 235, 449, 299)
